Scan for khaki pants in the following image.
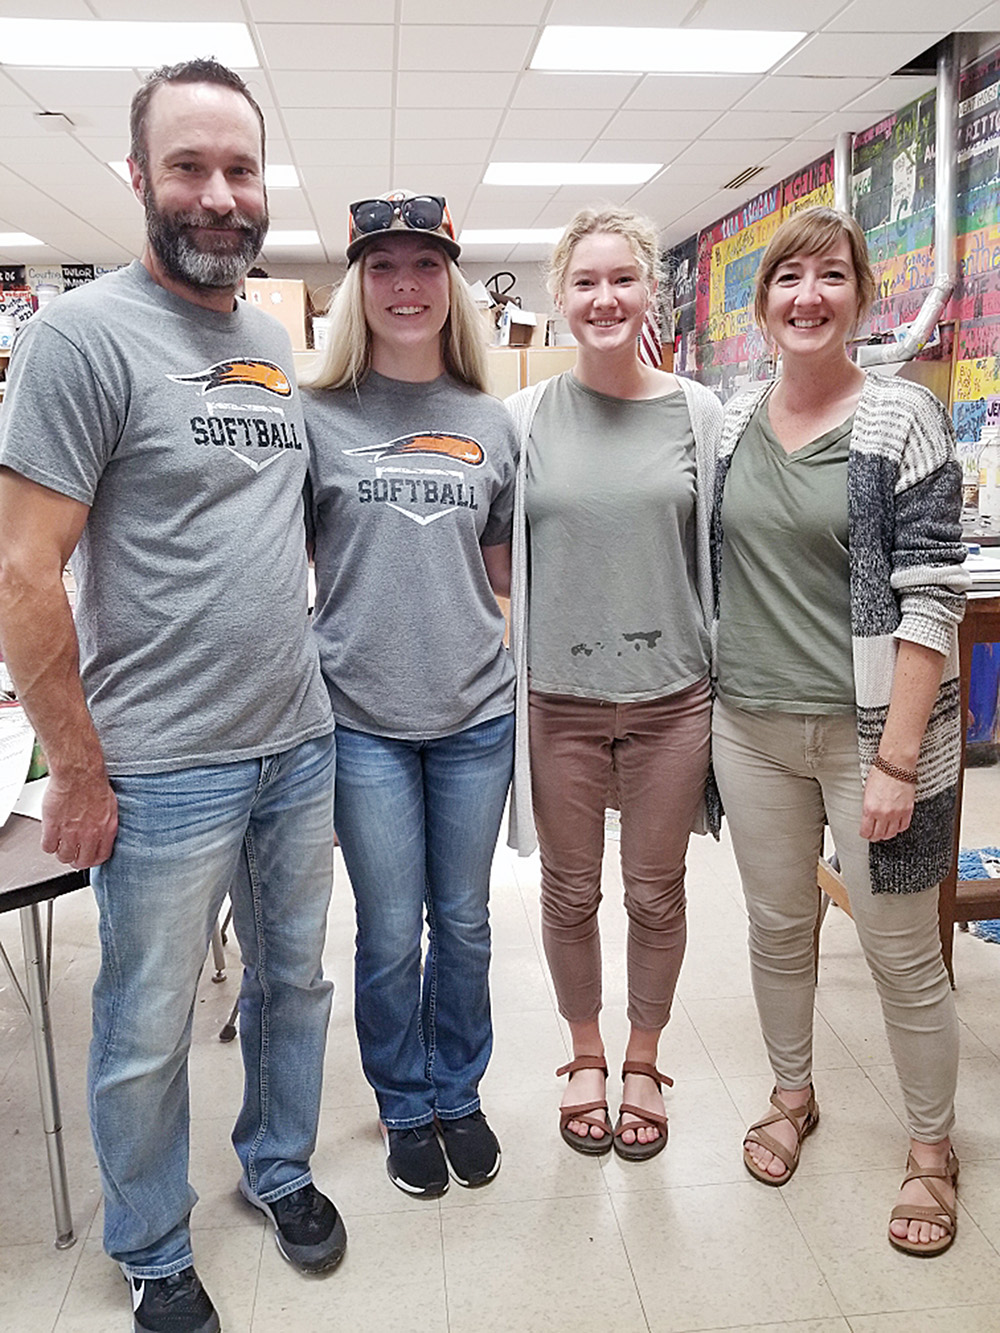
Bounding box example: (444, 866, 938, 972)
(712, 698, 958, 1143)
(529, 677, 711, 1031)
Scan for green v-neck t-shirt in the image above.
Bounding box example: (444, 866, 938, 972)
(717, 399, 855, 713)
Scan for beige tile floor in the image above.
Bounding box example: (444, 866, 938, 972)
(2, 767, 1000, 1332)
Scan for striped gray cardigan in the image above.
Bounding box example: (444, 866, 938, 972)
(711, 373, 970, 894)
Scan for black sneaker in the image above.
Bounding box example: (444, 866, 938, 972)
(385, 1123, 449, 1197)
(239, 1180, 347, 1274)
(129, 1268, 220, 1333)
(438, 1110, 501, 1187)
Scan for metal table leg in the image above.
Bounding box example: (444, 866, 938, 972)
(19, 901, 76, 1249)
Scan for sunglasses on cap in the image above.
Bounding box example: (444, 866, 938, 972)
(346, 193, 460, 263)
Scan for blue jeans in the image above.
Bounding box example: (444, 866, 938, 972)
(334, 713, 514, 1128)
(88, 734, 335, 1279)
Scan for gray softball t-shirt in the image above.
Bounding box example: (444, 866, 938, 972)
(525, 373, 710, 701)
(0, 261, 332, 774)
(717, 400, 855, 712)
(304, 372, 516, 739)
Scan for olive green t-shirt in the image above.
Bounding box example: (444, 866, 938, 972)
(717, 399, 855, 712)
(526, 372, 709, 701)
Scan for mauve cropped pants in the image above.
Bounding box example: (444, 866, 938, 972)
(528, 677, 711, 1031)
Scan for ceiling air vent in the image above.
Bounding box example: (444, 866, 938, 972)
(722, 165, 765, 190)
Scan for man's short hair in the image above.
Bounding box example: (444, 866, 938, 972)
(129, 57, 266, 175)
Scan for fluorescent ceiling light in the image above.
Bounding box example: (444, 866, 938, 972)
(263, 230, 319, 247)
(460, 229, 565, 246)
(0, 19, 257, 69)
(108, 162, 298, 189)
(484, 162, 660, 186)
(264, 165, 299, 189)
(531, 25, 804, 74)
(0, 232, 44, 247)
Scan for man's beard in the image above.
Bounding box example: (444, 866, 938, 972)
(144, 187, 268, 290)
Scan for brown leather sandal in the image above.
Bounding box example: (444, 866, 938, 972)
(742, 1086, 819, 1186)
(556, 1056, 613, 1156)
(888, 1150, 959, 1257)
(613, 1062, 673, 1162)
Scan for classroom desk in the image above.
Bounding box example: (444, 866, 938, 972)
(0, 813, 88, 1248)
(940, 592, 1000, 983)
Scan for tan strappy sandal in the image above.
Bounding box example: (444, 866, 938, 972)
(742, 1086, 819, 1185)
(613, 1061, 673, 1162)
(556, 1056, 613, 1156)
(888, 1150, 959, 1257)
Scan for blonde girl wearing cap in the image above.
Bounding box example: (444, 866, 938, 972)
(711, 206, 966, 1255)
(505, 207, 723, 1161)
(300, 193, 517, 1199)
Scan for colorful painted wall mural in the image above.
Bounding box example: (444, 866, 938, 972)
(668, 41, 1000, 450)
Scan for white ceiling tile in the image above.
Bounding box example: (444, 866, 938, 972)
(292, 139, 391, 168)
(0, 0, 93, 15)
(735, 76, 879, 113)
(670, 139, 790, 166)
(546, 0, 693, 22)
(509, 72, 638, 110)
(0, 136, 106, 166)
(397, 108, 504, 140)
(90, 0, 245, 16)
(656, 160, 743, 185)
(531, 185, 645, 224)
(960, 2, 1000, 27)
(627, 178, 718, 221)
(500, 107, 612, 140)
(268, 70, 393, 109)
(776, 32, 942, 79)
(760, 142, 830, 177)
(579, 142, 677, 168)
(460, 194, 557, 228)
(281, 107, 391, 141)
(3, 69, 142, 108)
(702, 109, 817, 140)
(623, 74, 759, 111)
(298, 174, 391, 207)
(0, 74, 36, 109)
(827, 0, 983, 31)
(401, 0, 548, 21)
(602, 108, 725, 140)
(264, 190, 310, 222)
(491, 139, 593, 161)
(398, 25, 537, 73)
(394, 139, 493, 166)
(255, 24, 395, 71)
(249, 0, 395, 18)
(690, 0, 845, 25)
(843, 76, 937, 116)
(396, 70, 518, 107)
(795, 110, 887, 141)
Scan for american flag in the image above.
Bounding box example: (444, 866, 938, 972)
(638, 306, 662, 368)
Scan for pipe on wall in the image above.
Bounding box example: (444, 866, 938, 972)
(857, 34, 960, 368)
(834, 132, 853, 215)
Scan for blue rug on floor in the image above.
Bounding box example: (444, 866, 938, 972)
(959, 848, 1000, 942)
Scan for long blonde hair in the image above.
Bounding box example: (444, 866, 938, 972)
(300, 251, 489, 393)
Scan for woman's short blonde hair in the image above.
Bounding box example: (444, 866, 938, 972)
(546, 207, 663, 306)
(753, 205, 876, 333)
(300, 243, 489, 394)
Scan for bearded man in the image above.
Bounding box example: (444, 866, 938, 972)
(0, 58, 345, 1333)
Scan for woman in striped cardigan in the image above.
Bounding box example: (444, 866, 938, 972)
(711, 206, 969, 1256)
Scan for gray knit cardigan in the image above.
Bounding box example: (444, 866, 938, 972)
(504, 372, 724, 856)
(712, 373, 970, 894)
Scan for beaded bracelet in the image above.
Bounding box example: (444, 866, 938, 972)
(872, 754, 918, 785)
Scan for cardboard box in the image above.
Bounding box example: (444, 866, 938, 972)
(244, 278, 308, 351)
(498, 305, 541, 348)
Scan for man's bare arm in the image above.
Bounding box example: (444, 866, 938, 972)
(0, 467, 117, 867)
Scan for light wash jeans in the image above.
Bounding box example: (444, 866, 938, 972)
(88, 734, 335, 1279)
(333, 713, 514, 1129)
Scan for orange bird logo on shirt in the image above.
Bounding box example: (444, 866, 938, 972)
(167, 359, 292, 397)
(345, 432, 484, 466)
